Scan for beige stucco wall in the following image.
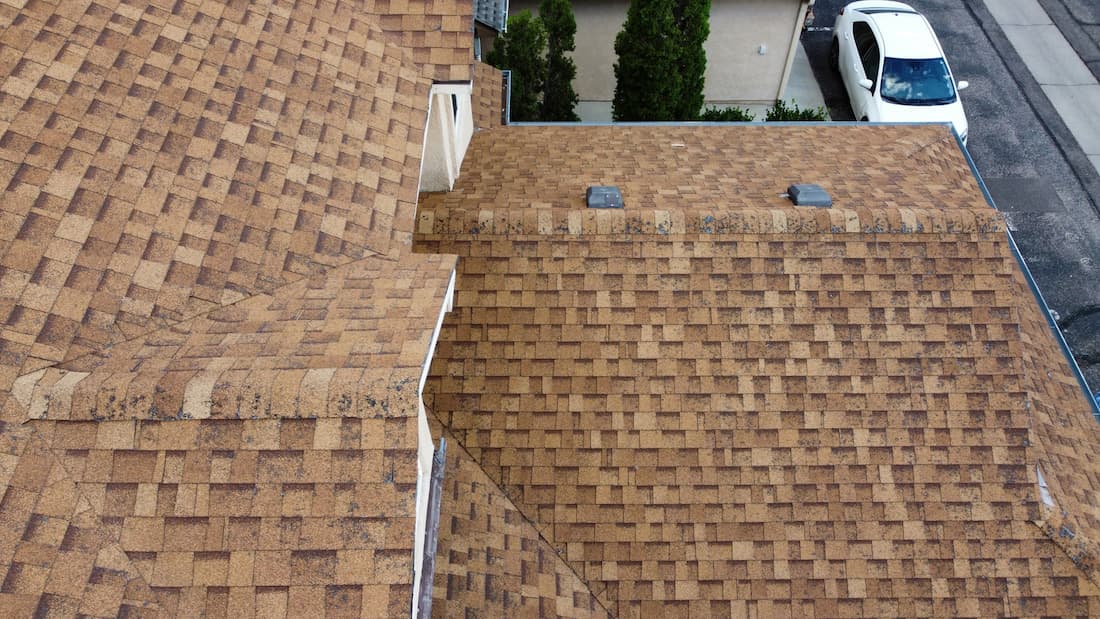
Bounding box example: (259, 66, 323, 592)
(705, 0, 804, 103)
(510, 0, 804, 117)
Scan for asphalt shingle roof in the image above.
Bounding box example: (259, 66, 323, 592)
(416, 125, 1100, 617)
(0, 0, 466, 614)
(5, 0, 1100, 614)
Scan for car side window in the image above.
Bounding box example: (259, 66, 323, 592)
(853, 22, 880, 89)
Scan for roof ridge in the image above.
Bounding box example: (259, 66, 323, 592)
(39, 248, 392, 385)
(431, 419, 614, 617)
(415, 204, 1005, 237)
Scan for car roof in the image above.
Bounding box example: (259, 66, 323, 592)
(857, 7, 943, 60)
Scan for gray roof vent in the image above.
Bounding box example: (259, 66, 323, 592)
(587, 186, 623, 209)
(786, 183, 832, 208)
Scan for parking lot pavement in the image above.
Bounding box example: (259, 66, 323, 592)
(802, 0, 1100, 387)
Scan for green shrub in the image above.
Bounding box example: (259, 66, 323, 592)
(765, 99, 828, 122)
(613, 0, 711, 121)
(698, 106, 755, 121)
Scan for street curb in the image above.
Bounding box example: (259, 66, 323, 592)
(1039, 0, 1100, 83)
(965, 0, 1100, 219)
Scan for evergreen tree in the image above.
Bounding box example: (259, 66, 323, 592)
(539, 0, 580, 121)
(673, 0, 709, 119)
(612, 0, 682, 121)
(486, 11, 547, 121)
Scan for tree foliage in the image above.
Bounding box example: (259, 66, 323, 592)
(486, 11, 547, 121)
(672, 0, 709, 119)
(614, 0, 711, 121)
(539, 0, 580, 121)
(612, 0, 683, 121)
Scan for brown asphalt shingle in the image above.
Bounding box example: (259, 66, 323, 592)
(472, 62, 504, 131)
(11, 253, 455, 422)
(0, 419, 160, 616)
(7, 0, 1100, 613)
(417, 125, 1100, 617)
(417, 124, 987, 214)
(0, 0, 433, 392)
(368, 0, 477, 82)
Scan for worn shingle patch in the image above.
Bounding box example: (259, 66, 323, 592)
(12, 253, 455, 422)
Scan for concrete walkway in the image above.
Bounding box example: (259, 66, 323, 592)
(985, 0, 1100, 176)
(783, 42, 829, 114)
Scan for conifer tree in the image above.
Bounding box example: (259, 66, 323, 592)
(612, 0, 682, 121)
(486, 11, 548, 121)
(673, 0, 709, 119)
(539, 0, 580, 121)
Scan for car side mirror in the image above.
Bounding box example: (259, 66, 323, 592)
(957, 80, 969, 90)
(859, 78, 873, 91)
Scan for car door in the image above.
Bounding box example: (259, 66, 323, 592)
(850, 20, 881, 120)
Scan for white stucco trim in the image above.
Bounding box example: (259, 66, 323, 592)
(420, 83, 474, 192)
(409, 267, 456, 618)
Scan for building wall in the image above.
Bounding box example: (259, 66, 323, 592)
(509, 0, 804, 120)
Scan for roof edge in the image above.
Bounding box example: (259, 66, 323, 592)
(954, 129, 1100, 421)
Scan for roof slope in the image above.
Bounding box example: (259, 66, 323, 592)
(0, 0, 431, 392)
(417, 125, 1100, 617)
(0, 0, 462, 615)
(1014, 263, 1100, 577)
(418, 124, 986, 213)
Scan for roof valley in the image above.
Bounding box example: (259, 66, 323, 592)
(427, 415, 613, 618)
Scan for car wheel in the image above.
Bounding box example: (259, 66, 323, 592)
(860, 116, 868, 122)
(829, 38, 839, 73)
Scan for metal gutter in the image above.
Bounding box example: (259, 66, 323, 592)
(415, 437, 447, 618)
(501, 70, 512, 125)
(952, 128, 1100, 422)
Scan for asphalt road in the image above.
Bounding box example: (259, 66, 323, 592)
(802, 0, 1100, 389)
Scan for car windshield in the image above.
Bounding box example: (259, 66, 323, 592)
(880, 57, 956, 105)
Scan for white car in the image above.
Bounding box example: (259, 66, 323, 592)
(830, 1, 969, 144)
